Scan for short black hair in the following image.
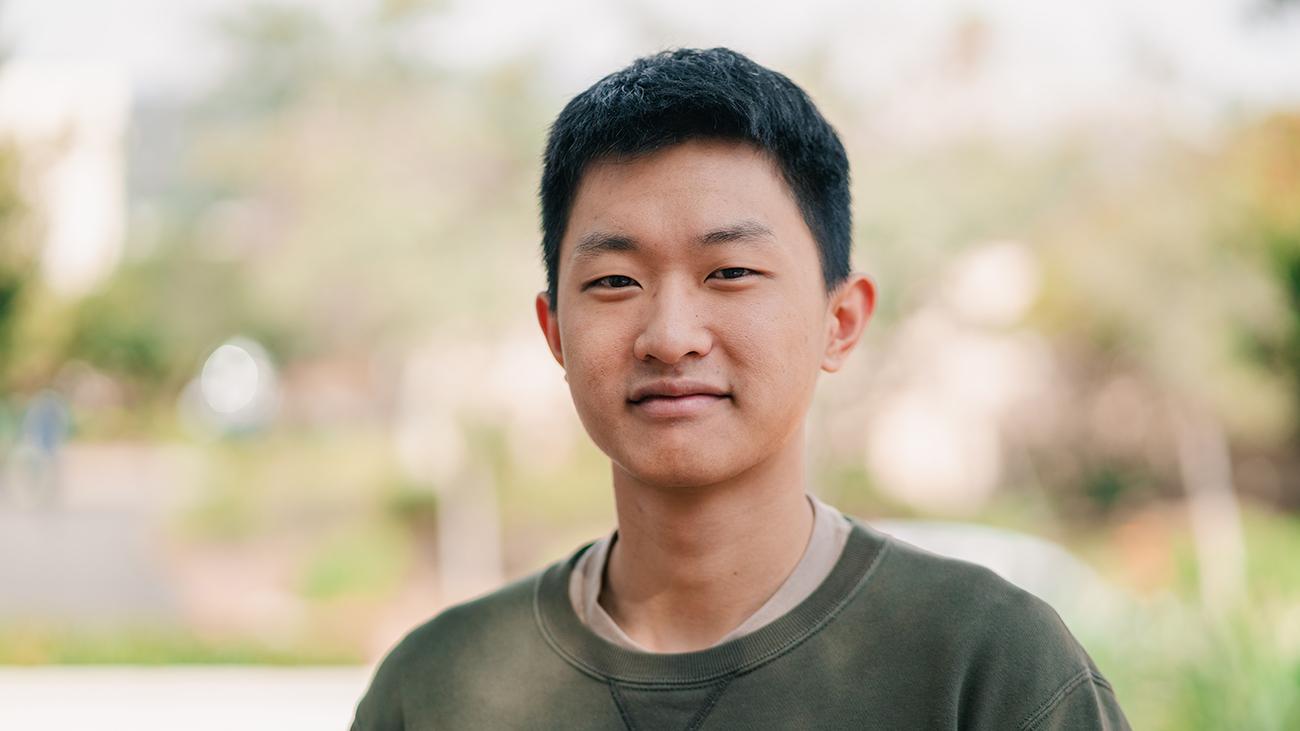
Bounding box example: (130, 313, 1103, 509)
(539, 46, 852, 312)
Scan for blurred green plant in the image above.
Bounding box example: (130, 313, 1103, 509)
(1088, 600, 1300, 731)
(1224, 114, 1300, 429)
(384, 481, 439, 529)
(0, 141, 35, 390)
(1080, 462, 1155, 516)
(179, 427, 402, 541)
(1078, 502, 1300, 730)
(298, 519, 412, 601)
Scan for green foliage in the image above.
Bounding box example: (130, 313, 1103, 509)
(1241, 506, 1300, 601)
(1080, 503, 1300, 730)
(384, 482, 439, 528)
(1090, 602, 1300, 731)
(0, 264, 25, 364)
(1080, 463, 1154, 515)
(1223, 114, 1300, 431)
(180, 427, 403, 541)
(207, 5, 342, 116)
(0, 142, 33, 386)
(68, 291, 171, 385)
(298, 520, 412, 601)
(65, 242, 277, 389)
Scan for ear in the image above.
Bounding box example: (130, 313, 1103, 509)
(821, 273, 876, 373)
(535, 291, 565, 369)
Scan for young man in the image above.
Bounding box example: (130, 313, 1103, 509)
(352, 47, 1130, 730)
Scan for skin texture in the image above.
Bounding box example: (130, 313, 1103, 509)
(535, 138, 875, 652)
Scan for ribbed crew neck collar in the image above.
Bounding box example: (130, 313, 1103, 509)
(532, 516, 892, 686)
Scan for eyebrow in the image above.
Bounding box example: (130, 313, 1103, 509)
(572, 220, 776, 264)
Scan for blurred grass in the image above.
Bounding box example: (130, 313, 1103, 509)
(298, 519, 412, 601)
(178, 427, 405, 542)
(1086, 601, 1300, 730)
(0, 624, 360, 665)
(1080, 502, 1300, 731)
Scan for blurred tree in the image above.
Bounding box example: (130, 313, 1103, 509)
(62, 238, 281, 401)
(1225, 113, 1300, 432)
(183, 2, 549, 362)
(207, 5, 342, 117)
(0, 142, 31, 389)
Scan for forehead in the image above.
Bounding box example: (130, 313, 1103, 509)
(562, 138, 812, 266)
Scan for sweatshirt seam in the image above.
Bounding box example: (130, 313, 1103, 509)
(607, 679, 638, 731)
(1017, 668, 1092, 731)
(604, 675, 733, 731)
(534, 569, 613, 684)
(685, 676, 734, 731)
(533, 534, 893, 687)
(723, 536, 892, 681)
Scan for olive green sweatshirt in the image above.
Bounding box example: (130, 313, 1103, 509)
(351, 517, 1130, 730)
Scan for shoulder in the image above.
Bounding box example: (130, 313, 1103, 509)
(866, 522, 1075, 637)
(350, 565, 549, 730)
(863, 521, 1085, 650)
(381, 567, 543, 676)
(857, 521, 1130, 729)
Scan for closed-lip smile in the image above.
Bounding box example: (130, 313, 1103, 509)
(628, 379, 731, 419)
(628, 379, 730, 403)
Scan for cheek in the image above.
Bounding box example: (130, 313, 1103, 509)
(561, 317, 626, 405)
(723, 297, 821, 393)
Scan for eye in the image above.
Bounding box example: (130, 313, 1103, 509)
(711, 267, 757, 281)
(587, 274, 638, 289)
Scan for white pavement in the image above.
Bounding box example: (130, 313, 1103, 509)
(0, 666, 373, 730)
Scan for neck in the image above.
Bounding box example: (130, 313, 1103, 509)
(600, 422, 815, 653)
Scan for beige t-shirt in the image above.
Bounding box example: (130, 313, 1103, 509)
(567, 492, 852, 652)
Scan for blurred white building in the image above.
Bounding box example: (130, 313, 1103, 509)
(0, 63, 129, 298)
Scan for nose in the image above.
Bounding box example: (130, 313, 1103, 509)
(632, 282, 713, 365)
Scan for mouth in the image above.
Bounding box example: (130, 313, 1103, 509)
(628, 393, 731, 418)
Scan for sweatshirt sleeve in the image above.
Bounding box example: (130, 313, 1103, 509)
(1021, 668, 1132, 731)
(949, 565, 1133, 731)
(350, 645, 407, 731)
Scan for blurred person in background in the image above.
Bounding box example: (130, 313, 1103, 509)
(0, 397, 15, 497)
(351, 47, 1130, 730)
(2, 389, 69, 508)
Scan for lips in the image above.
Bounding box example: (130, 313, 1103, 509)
(630, 393, 728, 418)
(628, 379, 731, 419)
(628, 379, 730, 403)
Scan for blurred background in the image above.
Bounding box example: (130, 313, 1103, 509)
(0, 0, 1298, 728)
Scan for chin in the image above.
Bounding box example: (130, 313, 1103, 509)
(616, 446, 743, 489)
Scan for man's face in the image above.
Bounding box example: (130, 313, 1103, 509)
(536, 138, 869, 489)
